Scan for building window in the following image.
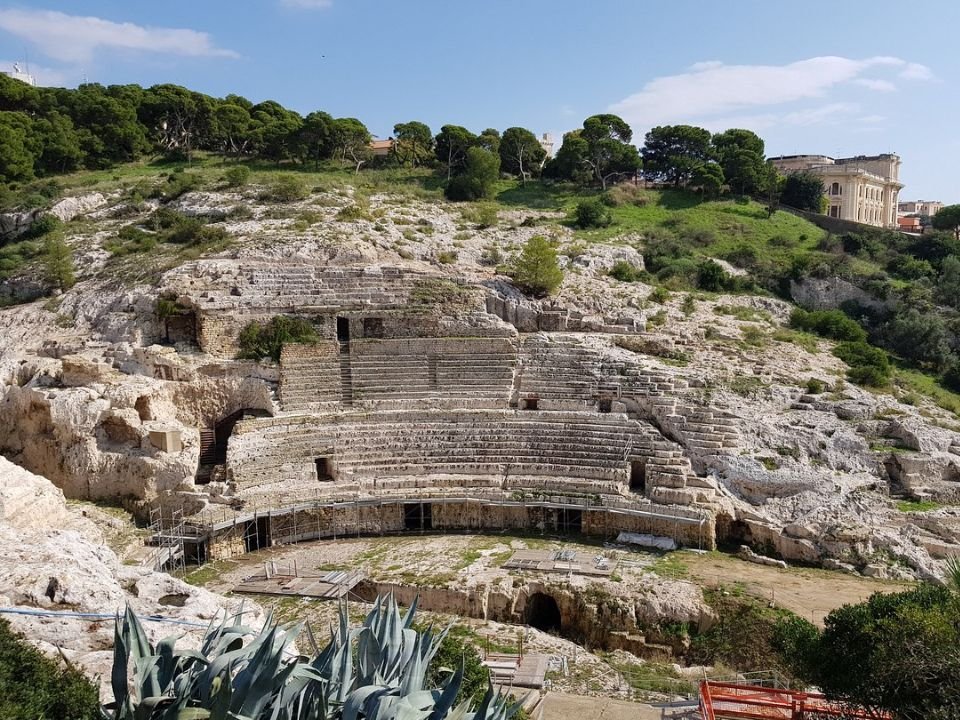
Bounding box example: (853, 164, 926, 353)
(830, 182, 841, 196)
(830, 206, 840, 218)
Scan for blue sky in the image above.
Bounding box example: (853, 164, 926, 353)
(0, 1, 955, 200)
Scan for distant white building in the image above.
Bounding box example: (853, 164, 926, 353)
(898, 200, 944, 217)
(769, 153, 903, 229)
(539, 133, 554, 159)
(3, 62, 36, 86)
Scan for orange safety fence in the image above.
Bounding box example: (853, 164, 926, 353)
(699, 681, 890, 720)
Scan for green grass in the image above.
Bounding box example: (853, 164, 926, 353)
(894, 366, 960, 417)
(896, 499, 944, 513)
(182, 559, 238, 586)
(649, 552, 689, 579)
(493, 182, 825, 254)
(605, 656, 696, 697)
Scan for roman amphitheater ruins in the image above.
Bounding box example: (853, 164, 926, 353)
(4, 181, 960, 703)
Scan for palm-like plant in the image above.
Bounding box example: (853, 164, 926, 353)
(946, 557, 960, 593)
(103, 594, 524, 720)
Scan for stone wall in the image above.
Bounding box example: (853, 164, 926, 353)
(280, 342, 341, 412)
(228, 415, 335, 490)
(207, 498, 713, 553)
(348, 337, 517, 409)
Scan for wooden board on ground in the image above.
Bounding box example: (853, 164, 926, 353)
(233, 569, 363, 599)
(501, 549, 614, 576)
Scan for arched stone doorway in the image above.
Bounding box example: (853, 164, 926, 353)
(525, 592, 561, 633)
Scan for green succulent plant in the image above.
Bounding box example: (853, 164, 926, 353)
(103, 594, 523, 720)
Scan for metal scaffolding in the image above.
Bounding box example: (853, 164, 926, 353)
(148, 506, 186, 575)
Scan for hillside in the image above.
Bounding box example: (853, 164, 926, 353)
(0, 159, 958, 580)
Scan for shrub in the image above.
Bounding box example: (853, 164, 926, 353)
(237, 315, 319, 362)
(508, 235, 564, 298)
(475, 204, 499, 229)
(942, 363, 960, 394)
(437, 250, 458, 264)
(833, 341, 891, 387)
(806, 378, 826, 394)
(0, 617, 100, 720)
(335, 202, 371, 221)
(23, 213, 62, 240)
(573, 198, 612, 229)
(609, 260, 644, 282)
(105, 225, 157, 256)
(223, 165, 251, 188)
(696, 259, 730, 292)
(261, 174, 308, 202)
(649, 286, 670, 303)
(445, 147, 500, 201)
(159, 171, 202, 201)
(789, 308, 867, 343)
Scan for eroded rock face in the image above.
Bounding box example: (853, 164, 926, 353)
(1, 181, 959, 583)
(0, 457, 262, 698)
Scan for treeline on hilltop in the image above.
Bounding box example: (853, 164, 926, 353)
(0, 73, 811, 208)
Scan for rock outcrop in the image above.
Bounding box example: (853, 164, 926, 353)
(0, 457, 261, 698)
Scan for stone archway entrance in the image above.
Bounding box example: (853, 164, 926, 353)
(525, 592, 561, 633)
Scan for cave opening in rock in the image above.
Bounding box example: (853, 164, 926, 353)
(526, 592, 561, 633)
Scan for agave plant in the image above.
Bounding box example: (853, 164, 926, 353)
(103, 594, 524, 720)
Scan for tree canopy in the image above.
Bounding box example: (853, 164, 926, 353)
(933, 205, 960, 240)
(498, 127, 546, 185)
(545, 115, 640, 189)
(435, 125, 477, 180)
(392, 121, 433, 167)
(780, 171, 826, 212)
(641, 124, 714, 187)
(445, 146, 500, 201)
(786, 584, 960, 720)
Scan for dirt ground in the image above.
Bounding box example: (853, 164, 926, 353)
(182, 532, 914, 706)
(675, 550, 912, 626)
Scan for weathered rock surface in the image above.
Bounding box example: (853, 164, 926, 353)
(0, 181, 958, 584)
(0, 456, 261, 698)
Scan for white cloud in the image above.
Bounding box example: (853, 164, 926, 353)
(853, 78, 896, 92)
(899, 62, 933, 80)
(280, 0, 334, 8)
(609, 55, 928, 131)
(688, 103, 860, 134)
(0, 9, 237, 63)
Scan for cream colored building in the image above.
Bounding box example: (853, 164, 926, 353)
(769, 153, 903, 229)
(898, 199, 943, 217)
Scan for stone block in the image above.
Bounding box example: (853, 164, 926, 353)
(149, 429, 183, 453)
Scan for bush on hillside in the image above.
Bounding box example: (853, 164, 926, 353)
(508, 235, 563, 298)
(223, 165, 251, 188)
(883, 308, 955, 372)
(942, 362, 960, 394)
(156, 171, 202, 202)
(22, 213, 62, 240)
(260, 174, 308, 202)
(608, 260, 645, 282)
(0, 617, 100, 720)
(445, 147, 500, 201)
(833, 341, 891, 387)
(789, 308, 867, 343)
(696, 259, 730, 292)
(237, 315, 319, 361)
(573, 198, 612, 229)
